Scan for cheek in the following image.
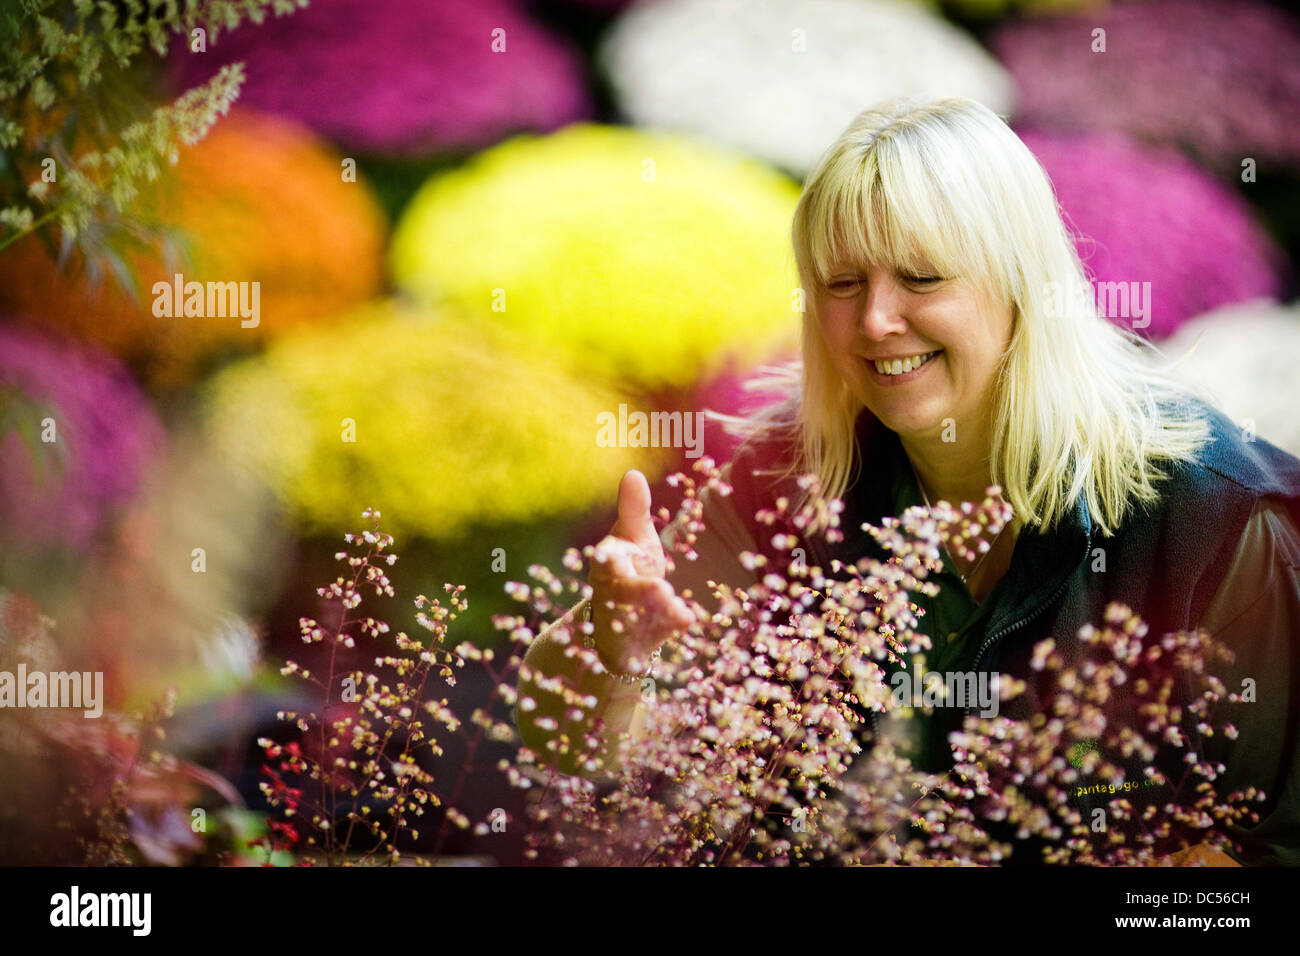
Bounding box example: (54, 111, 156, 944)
(983, 317, 1014, 370)
(815, 303, 854, 349)
(815, 299, 845, 329)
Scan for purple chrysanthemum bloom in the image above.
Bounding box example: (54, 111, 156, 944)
(168, 0, 592, 156)
(992, 0, 1300, 173)
(0, 322, 165, 551)
(1019, 129, 1283, 338)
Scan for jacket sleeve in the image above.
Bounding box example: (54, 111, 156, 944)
(1195, 496, 1300, 865)
(660, 461, 763, 616)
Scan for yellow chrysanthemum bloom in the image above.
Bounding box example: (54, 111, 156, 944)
(202, 300, 672, 540)
(390, 123, 801, 390)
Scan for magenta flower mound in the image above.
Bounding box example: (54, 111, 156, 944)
(1019, 129, 1283, 339)
(992, 0, 1300, 173)
(0, 322, 164, 550)
(689, 360, 796, 466)
(169, 0, 591, 156)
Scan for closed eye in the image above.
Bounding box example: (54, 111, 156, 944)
(825, 277, 864, 296)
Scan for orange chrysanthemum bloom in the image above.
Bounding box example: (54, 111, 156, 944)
(0, 108, 388, 387)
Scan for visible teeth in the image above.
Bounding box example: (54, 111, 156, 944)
(874, 351, 936, 375)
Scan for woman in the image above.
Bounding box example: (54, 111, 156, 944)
(517, 96, 1300, 865)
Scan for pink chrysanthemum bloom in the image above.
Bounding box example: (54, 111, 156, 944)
(168, 0, 591, 156)
(0, 322, 164, 551)
(992, 0, 1300, 174)
(687, 359, 796, 466)
(1019, 129, 1283, 339)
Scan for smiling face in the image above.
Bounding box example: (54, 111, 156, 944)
(813, 261, 1014, 441)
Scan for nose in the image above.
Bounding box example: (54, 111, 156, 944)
(859, 273, 909, 341)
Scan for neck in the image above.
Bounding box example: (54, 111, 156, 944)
(897, 415, 998, 507)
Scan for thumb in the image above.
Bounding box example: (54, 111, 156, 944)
(610, 469, 660, 552)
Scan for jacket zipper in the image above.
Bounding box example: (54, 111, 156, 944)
(966, 530, 1091, 715)
(861, 512, 1090, 735)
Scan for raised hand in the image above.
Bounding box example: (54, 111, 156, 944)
(586, 469, 694, 674)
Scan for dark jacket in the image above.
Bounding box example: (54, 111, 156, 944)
(668, 399, 1300, 865)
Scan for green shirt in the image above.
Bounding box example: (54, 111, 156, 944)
(882, 441, 1012, 773)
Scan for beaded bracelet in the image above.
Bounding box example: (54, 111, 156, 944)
(580, 598, 660, 684)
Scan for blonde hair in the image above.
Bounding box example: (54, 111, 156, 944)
(721, 96, 1213, 537)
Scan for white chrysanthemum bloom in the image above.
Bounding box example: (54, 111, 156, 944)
(598, 0, 1015, 175)
(1159, 299, 1300, 458)
(198, 613, 263, 687)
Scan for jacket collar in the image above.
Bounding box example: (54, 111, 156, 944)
(826, 410, 1093, 635)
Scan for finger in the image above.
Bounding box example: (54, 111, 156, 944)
(610, 469, 664, 557)
(598, 576, 695, 638)
(589, 534, 644, 582)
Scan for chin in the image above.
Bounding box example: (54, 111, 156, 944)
(865, 398, 947, 439)
(879, 414, 938, 440)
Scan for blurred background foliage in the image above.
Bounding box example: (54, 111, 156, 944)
(1, 0, 1298, 864)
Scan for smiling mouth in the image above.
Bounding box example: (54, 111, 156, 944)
(871, 350, 941, 376)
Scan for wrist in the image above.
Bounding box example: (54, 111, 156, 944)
(581, 597, 660, 684)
